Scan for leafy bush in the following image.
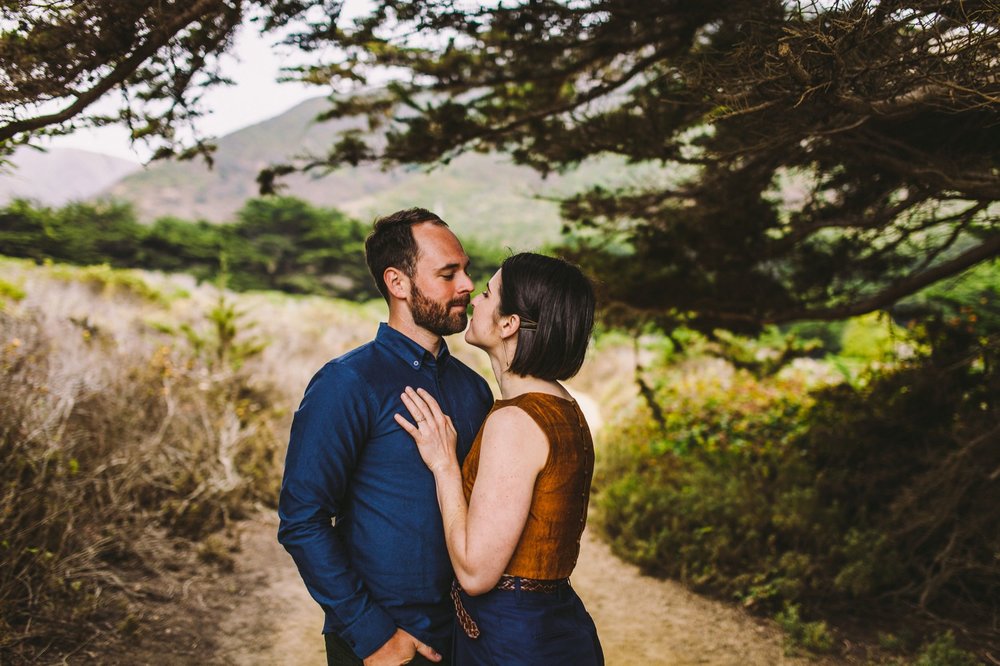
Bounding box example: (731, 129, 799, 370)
(838, 312, 900, 360)
(49, 262, 165, 303)
(0, 277, 25, 310)
(778, 319, 848, 355)
(913, 631, 980, 666)
(775, 604, 835, 654)
(596, 367, 826, 606)
(595, 317, 999, 652)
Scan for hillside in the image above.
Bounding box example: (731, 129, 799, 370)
(0, 147, 140, 206)
(100, 97, 635, 246)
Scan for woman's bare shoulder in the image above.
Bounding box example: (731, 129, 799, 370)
(482, 404, 545, 437)
(480, 405, 549, 468)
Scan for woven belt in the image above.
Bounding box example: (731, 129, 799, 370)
(496, 574, 569, 594)
(451, 576, 572, 639)
(451, 579, 480, 639)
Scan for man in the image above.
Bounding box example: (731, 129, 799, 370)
(278, 208, 493, 665)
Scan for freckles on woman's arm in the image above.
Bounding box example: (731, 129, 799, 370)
(450, 407, 549, 595)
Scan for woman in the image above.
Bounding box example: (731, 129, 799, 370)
(394, 252, 604, 665)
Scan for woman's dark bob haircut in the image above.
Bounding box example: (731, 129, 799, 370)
(499, 252, 595, 381)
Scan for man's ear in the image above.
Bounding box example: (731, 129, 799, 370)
(384, 267, 410, 300)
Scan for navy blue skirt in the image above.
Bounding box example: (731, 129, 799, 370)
(453, 581, 604, 665)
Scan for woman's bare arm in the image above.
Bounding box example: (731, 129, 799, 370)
(395, 387, 547, 594)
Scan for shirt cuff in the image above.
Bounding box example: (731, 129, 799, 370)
(337, 604, 398, 659)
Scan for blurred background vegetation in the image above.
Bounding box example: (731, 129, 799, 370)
(0, 196, 506, 300)
(2, 0, 998, 664)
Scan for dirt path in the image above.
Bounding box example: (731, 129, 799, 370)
(573, 530, 837, 665)
(211, 515, 839, 665)
(209, 387, 843, 665)
(212, 515, 326, 665)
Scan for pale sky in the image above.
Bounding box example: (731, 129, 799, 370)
(46, 4, 373, 162)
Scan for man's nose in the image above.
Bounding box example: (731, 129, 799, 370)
(457, 271, 474, 294)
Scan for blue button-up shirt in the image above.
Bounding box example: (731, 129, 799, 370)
(278, 323, 493, 659)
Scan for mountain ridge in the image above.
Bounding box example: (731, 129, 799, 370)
(102, 96, 582, 245)
(6, 97, 644, 246)
(0, 147, 141, 207)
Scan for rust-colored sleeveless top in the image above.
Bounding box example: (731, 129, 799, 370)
(461, 392, 595, 580)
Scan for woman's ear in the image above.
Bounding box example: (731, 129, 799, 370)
(499, 313, 521, 340)
(384, 267, 410, 300)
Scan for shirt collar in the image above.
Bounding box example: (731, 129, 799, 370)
(375, 322, 452, 371)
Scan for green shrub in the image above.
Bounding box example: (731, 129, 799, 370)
(0, 199, 143, 265)
(913, 631, 980, 666)
(839, 312, 900, 360)
(0, 277, 25, 302)
(775, 604, 835, 654)
(179, 293, 267, 371)
(49, 263, 164, 303)
(596, 370, 828, 606)
(595, 319, 999, 639)
(779, 319, 848, 354)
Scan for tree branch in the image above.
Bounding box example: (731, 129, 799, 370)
(766, 233, 1000, 323)
(436, 40, 687, 153)
(0, 0, 226, 143)
(771, 190, 932, 254)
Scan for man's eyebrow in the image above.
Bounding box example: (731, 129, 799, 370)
(435, 257, 471, 273)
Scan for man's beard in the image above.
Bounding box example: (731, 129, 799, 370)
(411, 283, 469, 336)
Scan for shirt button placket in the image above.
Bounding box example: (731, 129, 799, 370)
(435, 369, 447, 428)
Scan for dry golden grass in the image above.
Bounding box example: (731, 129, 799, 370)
(0, 258, 394, 662)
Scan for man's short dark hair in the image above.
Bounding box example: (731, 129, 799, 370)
(499, 252, 595, 381)
(365, 208, 447, 302)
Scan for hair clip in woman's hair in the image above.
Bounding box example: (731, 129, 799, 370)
(518, 316, 539, 331)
